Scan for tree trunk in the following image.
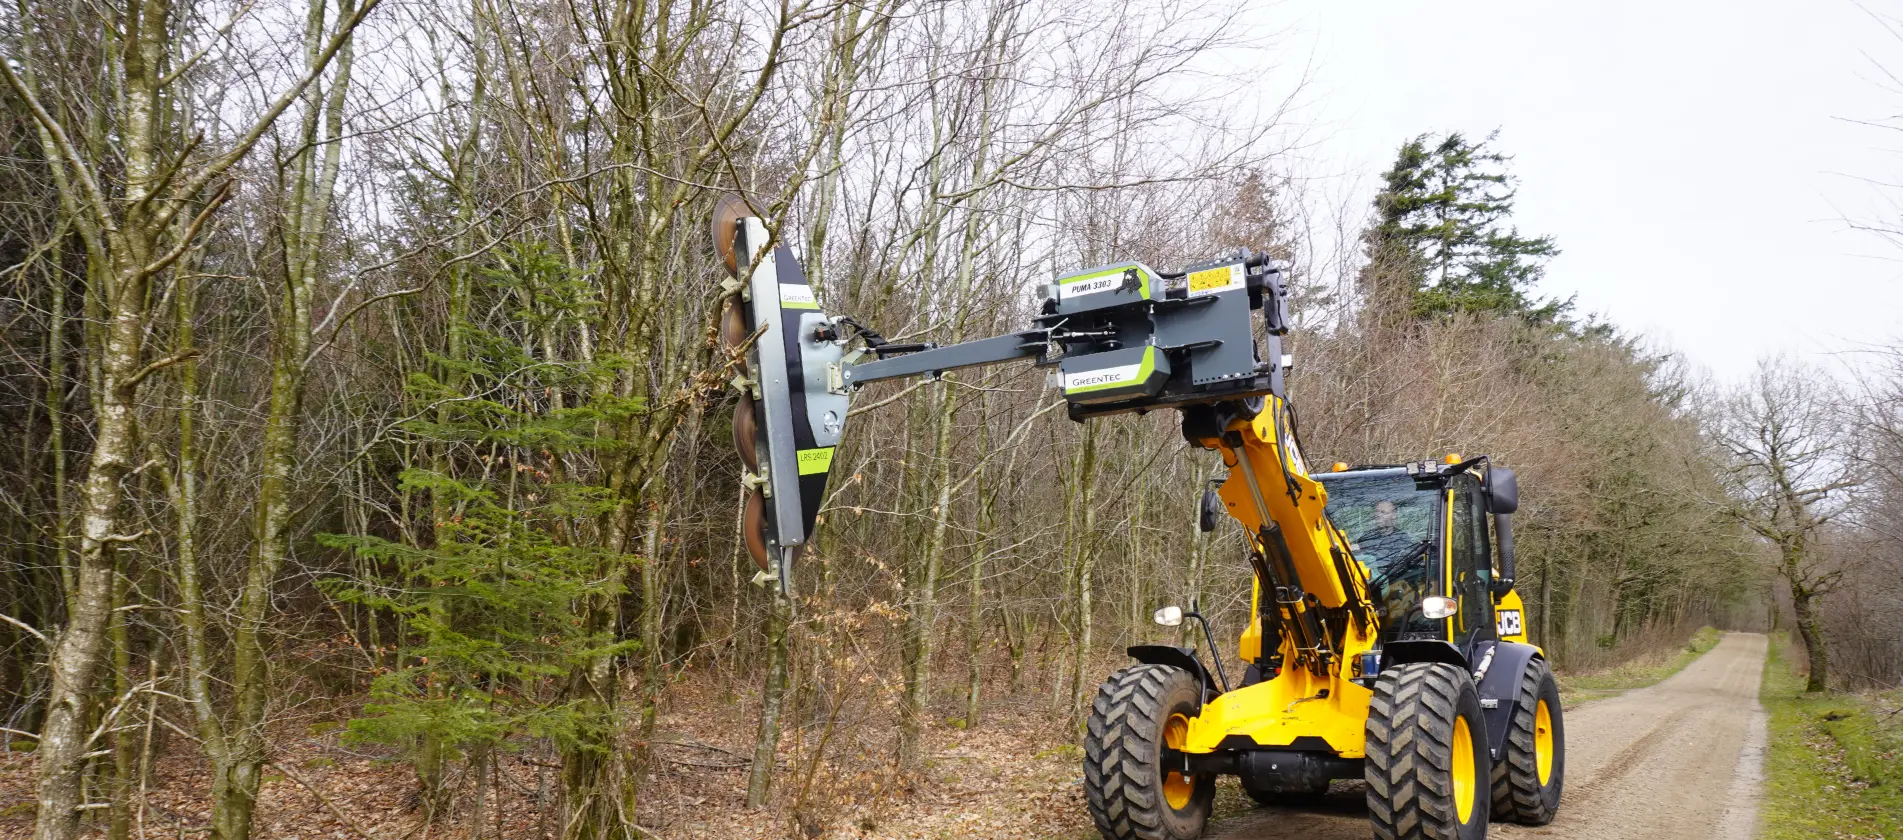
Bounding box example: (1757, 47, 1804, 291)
(1069, 422, 1100, 725)
(898, 382, 958, 769)
(635, 498, 669, 777)
(28, 25, 166, 824)
(35, 256, 151, 840)
(106, 570, 133, 840)
(746, 591, 790, 807)
(965, 395, 993, 729)
(157, 281, 242, 838)
(1184, 464, 1211, 649)
(1538, 548, 1553, 649)
(215, 3, 359, 833)
(965, 484, 989, 728)
(47, 261, 71, 609)
(1789, 583, 1829, 693)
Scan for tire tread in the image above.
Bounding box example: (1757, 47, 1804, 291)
(1084, 665, 1209, 840)
(1364, 662, 1487, 840)
(1488, 659, 1562, 825)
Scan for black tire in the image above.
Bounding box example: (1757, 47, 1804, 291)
(1365, 662, 1491, 840)
(1489, 659, 1564, 825)
(1084, 665, 1215, 840)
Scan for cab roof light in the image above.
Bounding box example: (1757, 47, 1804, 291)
(1442, 453, 1462, 465)
(1331, 462, 1350, 472)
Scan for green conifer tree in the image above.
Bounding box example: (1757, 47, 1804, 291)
(1361, 131, 1563, 322)
(321, 244, 638, 812)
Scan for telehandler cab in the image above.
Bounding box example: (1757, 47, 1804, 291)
(710, 196, 1563, 840)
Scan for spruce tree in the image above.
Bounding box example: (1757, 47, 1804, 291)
(1361, 131, 1562, 322)
(321, 244, 638, 810)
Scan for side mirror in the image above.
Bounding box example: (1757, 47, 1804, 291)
(1492, 511, 1517, 597)
(1198, 487, 1222, 533)
(1153, 606, 1184, 627)
(1485, 466, 1518, 514)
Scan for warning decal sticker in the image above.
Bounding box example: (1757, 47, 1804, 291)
(1187, 264, 1244, 297)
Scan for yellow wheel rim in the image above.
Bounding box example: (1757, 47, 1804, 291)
(1535, 698, 1555, 786)
(1452, 716, 1476, 824)
(1162, 713, 1193, 810)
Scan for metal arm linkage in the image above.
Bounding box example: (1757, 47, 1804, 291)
(839, 330, 1047, 387)
(717, 206, 1310, 610)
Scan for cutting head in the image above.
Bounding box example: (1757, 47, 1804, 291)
(732, 395, 759, 474)
(717, 209, 854, 590)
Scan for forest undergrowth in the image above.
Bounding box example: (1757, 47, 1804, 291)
(0, 650, 1136, 840)
(0, 627, 1746, 840)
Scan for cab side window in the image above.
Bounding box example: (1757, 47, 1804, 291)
(1448, 475, 1496, 650)
(1472, 483, 1493, 587)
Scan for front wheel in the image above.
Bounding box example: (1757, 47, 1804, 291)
(1084, 664, 1215, 840)
(1365, 662, 1491, 840)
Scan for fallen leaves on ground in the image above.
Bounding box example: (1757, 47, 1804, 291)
(0, 675, 1102, 840)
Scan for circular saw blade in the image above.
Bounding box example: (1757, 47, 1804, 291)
(742, 489, 771, 571)
(711, 193, 751, 278)
(732, 395, 759, 474)
(720, 300, 749, 350)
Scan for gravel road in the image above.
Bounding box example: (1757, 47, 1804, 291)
(1204, 632, 1770, 840)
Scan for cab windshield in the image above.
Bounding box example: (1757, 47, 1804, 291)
(1316, 469, 1439, 639)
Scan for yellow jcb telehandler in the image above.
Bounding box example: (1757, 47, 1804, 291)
(710, 197, 1563, 840)
(1085, 414, 1560, 840)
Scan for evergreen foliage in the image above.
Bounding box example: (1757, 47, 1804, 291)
(321, 244, 638, 777)
(1362, 132, 1563, 322)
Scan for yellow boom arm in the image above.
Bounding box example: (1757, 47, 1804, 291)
(1184, 395, 1383, 756)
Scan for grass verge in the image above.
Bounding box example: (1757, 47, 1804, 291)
(1556, 625, 1721, 704)
(1759, 632, 1903, 840)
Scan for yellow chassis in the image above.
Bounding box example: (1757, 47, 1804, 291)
(1180, 400, 1533, 761)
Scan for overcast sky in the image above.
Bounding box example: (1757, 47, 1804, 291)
(1257, 0, 1903, 381)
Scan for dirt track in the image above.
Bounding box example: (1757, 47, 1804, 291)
(1205, 632, 1770, 840)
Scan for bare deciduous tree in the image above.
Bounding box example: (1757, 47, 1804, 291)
(1713, 357, 1860, 692)
(1, 0, 378, 833)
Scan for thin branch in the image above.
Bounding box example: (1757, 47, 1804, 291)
(0, 612, 48, 645)
(122, 349, 202, 391)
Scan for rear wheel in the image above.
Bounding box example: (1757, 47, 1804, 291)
(1084, 665, 1215, 840)
(1365, 662, 1490, 840)
(1490, 659, 1564, 825)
